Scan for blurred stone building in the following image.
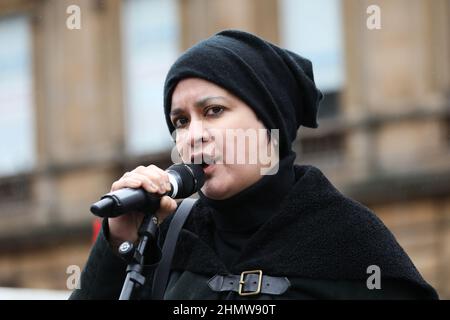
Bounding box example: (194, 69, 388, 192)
(0, 0, 448, 298)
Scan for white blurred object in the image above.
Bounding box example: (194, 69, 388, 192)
(0, 287, 71, 300)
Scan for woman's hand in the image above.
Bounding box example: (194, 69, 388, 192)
(107, 165, 178, 247)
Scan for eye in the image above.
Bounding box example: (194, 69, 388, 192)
(205, 105, 224, 117)
(173, 116, 189, 128)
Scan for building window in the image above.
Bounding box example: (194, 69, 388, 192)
(0, 15, 35, 177)
(279, 0, 345, 94)
(279, 0, 345, 161)
(279, 0, 344, 119)
(318, 90, 340, 119)
(0, 175, 32, 205)
(299, 132, 345, 163)
(121, 0, 180, 155)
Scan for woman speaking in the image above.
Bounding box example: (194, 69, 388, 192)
(70, 30, 438, 300)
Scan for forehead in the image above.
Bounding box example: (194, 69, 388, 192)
(171, 78, 229, 108)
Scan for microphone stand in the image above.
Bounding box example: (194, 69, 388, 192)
(118, 213, 159, 300)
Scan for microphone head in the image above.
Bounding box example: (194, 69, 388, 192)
(167, 163, 205, 198)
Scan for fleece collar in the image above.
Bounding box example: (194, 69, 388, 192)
(159, 164, 437, 297)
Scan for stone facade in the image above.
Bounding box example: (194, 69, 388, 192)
(0, 0, 448, 298)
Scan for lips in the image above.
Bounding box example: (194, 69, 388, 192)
(190, 153, 218, 175)
(191, 153, 216, 166)
(202, 163, 215, 175)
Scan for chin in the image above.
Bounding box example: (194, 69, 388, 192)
(200, 178, 232, 200)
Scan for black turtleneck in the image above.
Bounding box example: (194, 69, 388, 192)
(198, 153, 296, 269)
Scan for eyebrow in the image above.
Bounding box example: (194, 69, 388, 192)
(169, 96, 229, 117)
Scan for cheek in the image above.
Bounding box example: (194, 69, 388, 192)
(175, 143, 188, 162)
(174, 135, 191, 162)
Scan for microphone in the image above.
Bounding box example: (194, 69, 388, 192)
(90, 163, 205, 218)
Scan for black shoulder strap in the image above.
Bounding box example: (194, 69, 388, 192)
(151, 197, 197, 299)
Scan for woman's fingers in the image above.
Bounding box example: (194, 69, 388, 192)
(108, 164, 177, 239)
(134, 165, 171, 191)
(133, 164, 169, 189)
(157, 196, 178, 222)
(111, 165, 171, 194)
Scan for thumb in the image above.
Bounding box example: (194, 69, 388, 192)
(156, 196, 178, 223)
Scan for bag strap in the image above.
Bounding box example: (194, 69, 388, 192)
(151, 197, 197, 299)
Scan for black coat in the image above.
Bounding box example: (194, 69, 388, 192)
(70, 165, 438, 300)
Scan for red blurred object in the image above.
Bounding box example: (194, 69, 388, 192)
(92, 218, 102, 243)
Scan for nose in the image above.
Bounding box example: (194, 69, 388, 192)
(175, 119, 212, 164)
(187, 119, 209, 148)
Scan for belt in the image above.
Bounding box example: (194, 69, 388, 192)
(207, 270, 291, 296)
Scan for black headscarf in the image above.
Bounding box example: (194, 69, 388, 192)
(163, 29, 323, 157)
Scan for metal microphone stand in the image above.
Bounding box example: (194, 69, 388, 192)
(118, 213, 159, 300)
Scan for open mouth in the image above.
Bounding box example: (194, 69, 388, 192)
(201, 161, 216, 175)
(201, 162, 209, 169)
(200, 159, 216, 171)
(192, 154, 215, 165)
(191, 154, 217, 173)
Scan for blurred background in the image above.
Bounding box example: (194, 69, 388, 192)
(0, 0, 449, 299)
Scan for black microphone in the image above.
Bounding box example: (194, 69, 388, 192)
(90, 163, 205, 218)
